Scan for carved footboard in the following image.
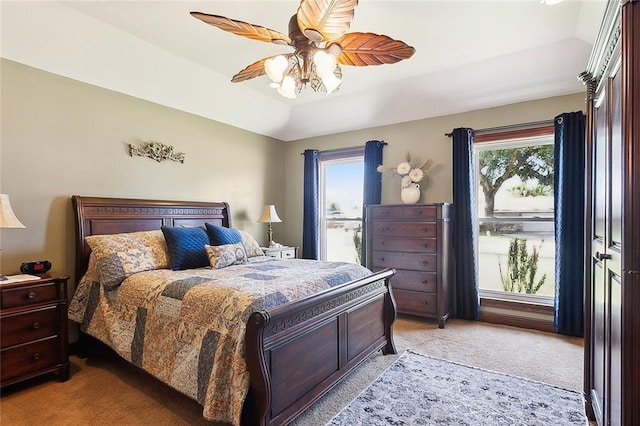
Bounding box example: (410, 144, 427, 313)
(243, 268, 397, 426)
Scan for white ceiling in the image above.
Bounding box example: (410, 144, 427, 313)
(1, 1, 606, 141)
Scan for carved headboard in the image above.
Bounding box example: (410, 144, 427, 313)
(72, 196, 231, 282)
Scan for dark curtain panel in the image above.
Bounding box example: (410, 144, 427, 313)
(451, 128, 480, 320)
(554, 112, 586, 337)
(302, 149, 319, 259)
(361, 140, 385, 264)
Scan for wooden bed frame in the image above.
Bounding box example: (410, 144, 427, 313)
(71, 195, 397, 426)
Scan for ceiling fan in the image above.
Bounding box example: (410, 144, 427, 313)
(191, 0, 415, 99)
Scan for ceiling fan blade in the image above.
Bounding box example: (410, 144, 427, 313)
(191, 12, 292, 45)
(296, 0, 358, 43)
(231, 55, 291, 83)
(332, 32, 416, 66)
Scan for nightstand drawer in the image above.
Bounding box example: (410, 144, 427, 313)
(392, 289, 437, 315)
(1, 281, 58, 309)
(0, 337, 58, 382)
(281, 249, 296, 259)
(1, 306, 58, 349)
(262, 247, 297, 259)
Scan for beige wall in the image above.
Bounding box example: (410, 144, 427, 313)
(282, 93, 586, 248)
(0, 57, 586, 291)
(0, 59, 285, 290)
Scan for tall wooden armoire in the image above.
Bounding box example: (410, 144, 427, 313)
(580, 1, 640, 425)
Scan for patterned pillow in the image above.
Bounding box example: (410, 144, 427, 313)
(240, 230, 265, 257)
(205, 243, 248, 269)
(161, 226, 210, 271)
(85, 230, 169, 290)
(205, 223, 243, 245)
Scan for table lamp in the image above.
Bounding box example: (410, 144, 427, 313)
(0, 194, 26, 280)
(257, 204, 282, 247)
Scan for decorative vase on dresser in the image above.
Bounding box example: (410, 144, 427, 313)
(365, 203, 451, 328)
(400, 184, 421, 204)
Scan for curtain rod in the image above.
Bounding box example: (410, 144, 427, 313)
(300, 141, 387, 155)
(444, 119, 554, 137)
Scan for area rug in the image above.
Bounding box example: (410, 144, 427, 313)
(328, 350, 587, 426)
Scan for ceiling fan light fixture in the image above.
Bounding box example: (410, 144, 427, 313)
(191, 2, 415, 99)
(321, 73, 341, 95)
(313, 50, 337, 77)
(264, 55, 289, 83)
(277, 75, 297, 99)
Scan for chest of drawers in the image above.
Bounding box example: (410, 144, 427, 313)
(366, 204, 451, 328)
(0, 275, 70, 388)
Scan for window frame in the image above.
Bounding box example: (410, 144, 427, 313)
(317, 147, 365, 261)
(473, 126, 556, 313)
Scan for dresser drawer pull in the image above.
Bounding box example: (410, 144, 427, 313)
(422, 280, 429, 284)
(32, 353, 41, 361)
(27, 292, 36, 299)
(32, 322, 40, 330)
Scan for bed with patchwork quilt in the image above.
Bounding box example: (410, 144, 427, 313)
(69, 196, 397, 426)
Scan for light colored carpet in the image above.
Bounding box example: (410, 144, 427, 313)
(328, 350, 587, 426)
(0, 317, 584, 425)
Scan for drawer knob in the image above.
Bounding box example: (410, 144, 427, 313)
(422, 280, 429, 284)
(32, 353, 41, 361)
(32, 322, 40, 330)
(27, 292, 36, 299)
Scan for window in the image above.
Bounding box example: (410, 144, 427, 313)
(474, 130, 555, 303)
(318, 148, 364, 263)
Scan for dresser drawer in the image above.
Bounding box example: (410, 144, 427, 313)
(370, 206, 437, 220)
(371, 251, 437, 272)
(1, 306, 58, 349)
(0, 337, 58, 382)
(392, 289, 437, 315)
(372, 237, 436, 253)
(372, 222, 436, 238)
(388, 269, 438, 293)
(1, 282, 58, 309)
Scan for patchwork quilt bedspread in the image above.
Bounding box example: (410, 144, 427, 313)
(68, 256, 370, 425)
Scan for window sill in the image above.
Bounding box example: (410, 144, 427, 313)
(479, 290, 555, 333)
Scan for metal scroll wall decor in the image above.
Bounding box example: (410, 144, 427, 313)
(129, 141, 185, 163)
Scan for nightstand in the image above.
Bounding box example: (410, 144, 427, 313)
(0, 275, 70, 388)
(262, 246, 298, 259)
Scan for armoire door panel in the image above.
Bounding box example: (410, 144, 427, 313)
(609, 62, 623, 251)
(609, 273, 622, 426)
(593, 96, 608, 243)
(592, 259, 607, 425)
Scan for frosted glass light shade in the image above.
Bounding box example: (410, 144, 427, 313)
(0, 194, 25, 228)
(264, 55, 288, 83)
(277, 76, 297, 99)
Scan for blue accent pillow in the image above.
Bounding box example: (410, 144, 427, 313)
(161, 226, 210, 270)
(205, 223, 243, 246)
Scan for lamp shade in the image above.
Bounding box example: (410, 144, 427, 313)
(0, 194, 25, 228)
(257, 205, 282, 223)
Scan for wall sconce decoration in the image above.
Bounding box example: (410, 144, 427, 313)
(129, 141, 185, 163)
